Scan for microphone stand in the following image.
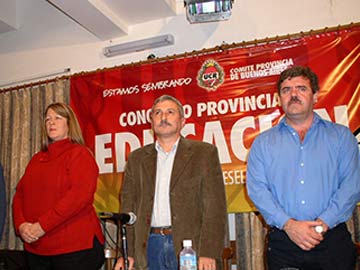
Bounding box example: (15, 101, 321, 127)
(120, 223, 129, 270)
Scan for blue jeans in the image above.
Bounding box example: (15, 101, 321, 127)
(147, 233, 178, 270)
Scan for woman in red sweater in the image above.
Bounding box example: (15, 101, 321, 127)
(13, 102, 105, 270)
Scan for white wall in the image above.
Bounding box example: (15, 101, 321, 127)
(0, 0, 359, 87)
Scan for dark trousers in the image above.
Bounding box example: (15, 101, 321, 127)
(25, 237, 104, 270)
(267, 223, 356, 270)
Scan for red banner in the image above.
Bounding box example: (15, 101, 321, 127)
(70, 26, 360, 213)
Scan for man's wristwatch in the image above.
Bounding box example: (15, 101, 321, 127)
(315, 225, 324, 233)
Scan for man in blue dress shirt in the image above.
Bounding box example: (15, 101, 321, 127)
(246, 66, 360, 270)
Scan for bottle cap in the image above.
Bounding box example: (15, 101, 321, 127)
(183, 239, 192, 247)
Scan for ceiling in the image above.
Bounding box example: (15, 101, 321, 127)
(0, 0, 184, 41)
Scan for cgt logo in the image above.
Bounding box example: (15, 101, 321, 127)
(197, 59, 224, 91)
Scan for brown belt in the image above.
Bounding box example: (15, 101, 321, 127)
(150, 227, 172, 235)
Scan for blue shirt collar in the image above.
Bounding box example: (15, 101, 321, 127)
(155, 138, 179, 154)
(279, 112, 323, 130)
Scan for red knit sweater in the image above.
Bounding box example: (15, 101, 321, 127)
(13, 138, 104, 255)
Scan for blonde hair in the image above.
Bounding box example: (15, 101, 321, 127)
(41, 102, 84, 151)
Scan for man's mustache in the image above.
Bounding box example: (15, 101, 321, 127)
(159, 120, 172, 126)
(288, 96, 302, 105)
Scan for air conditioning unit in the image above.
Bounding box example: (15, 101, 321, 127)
(103, 34, 175, 57)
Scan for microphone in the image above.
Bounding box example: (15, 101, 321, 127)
(99, 212, 137, 225)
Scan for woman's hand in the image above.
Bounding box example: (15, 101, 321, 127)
(19, 222, 45, 243)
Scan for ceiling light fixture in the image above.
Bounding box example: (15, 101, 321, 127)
(103, 34, 175, 57)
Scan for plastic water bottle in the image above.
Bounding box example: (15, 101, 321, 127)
(179, 239, 197, 270)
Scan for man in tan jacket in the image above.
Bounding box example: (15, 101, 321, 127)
(115, 95, 227, 270)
